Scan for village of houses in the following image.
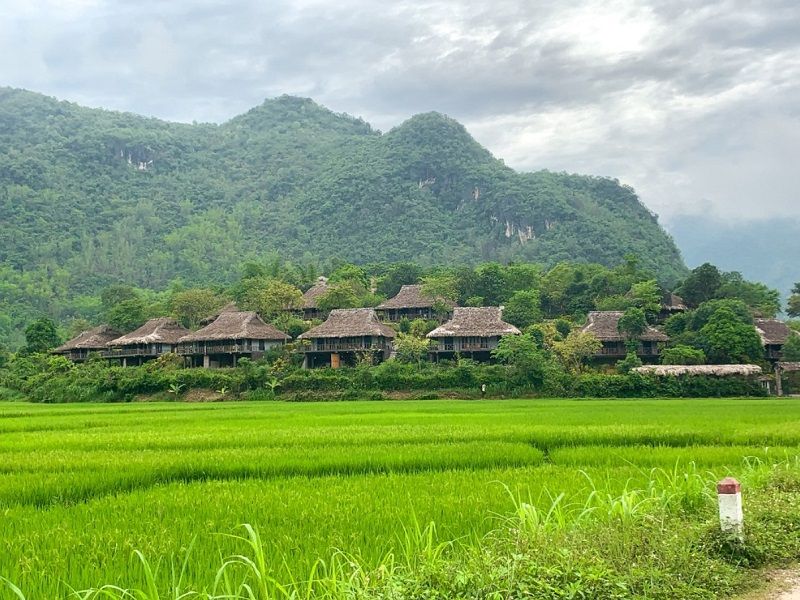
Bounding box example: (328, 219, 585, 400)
(51, 278, 800, 394)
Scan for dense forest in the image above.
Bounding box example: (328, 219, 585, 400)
(0, 87, 687, 348)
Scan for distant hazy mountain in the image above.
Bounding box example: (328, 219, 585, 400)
(0, 87, 686, 292)
(668, 216, 800, 299)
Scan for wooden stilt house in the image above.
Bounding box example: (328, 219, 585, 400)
(755, 319, 799, 362)
(51, 325, 121, 362)
(298, 308, 396, 368)
(105, 318, 191, 366)
(581, 311, 669, 360)
(427, 307, 520, 361)
(376, 284, 455, 322)
(177, 311, 290, 368)
(300, 277, 330, 320)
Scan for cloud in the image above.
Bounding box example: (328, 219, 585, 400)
(0, 0, 798, 222)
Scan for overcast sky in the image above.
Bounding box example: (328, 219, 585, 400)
(1, 0, 798, 225)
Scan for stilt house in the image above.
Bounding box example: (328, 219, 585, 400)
(300, 277, 329, 320)
(298, 308, 395, 368)
(51, 325, 121, 362)
(581, 311, 669, 360)
(427, 307, 520, 361)
(105, 318, 191, 366)
(177, 311, 290, 368)
(376, 284, 455, 322)
(755, 319, 798, 362)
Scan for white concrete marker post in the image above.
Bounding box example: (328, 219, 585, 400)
(717, 477, 744, 541)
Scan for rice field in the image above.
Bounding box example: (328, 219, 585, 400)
(1, 398, 800, 599)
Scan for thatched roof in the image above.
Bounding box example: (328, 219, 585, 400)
(180, 311, 289, 342)
(53, 325, 121, 353)
(662, 292, 687, 312)
(200, 301, 239, 325)
(581, 311, 669, 342)
(778, 362, 800, 372)
(427, 307, 520, 338)
(302, 277, 329, 309)
(755, 318, 795, 346)
(377, 285, 455, 310)
(107, 318, 191, 346)
(299, 308, 396, 339)
(632, 364, 762, 377)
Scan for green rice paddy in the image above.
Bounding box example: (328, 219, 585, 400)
(1, 398, 799, 598)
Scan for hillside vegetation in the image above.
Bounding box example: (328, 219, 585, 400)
(0, 88, 686, 341)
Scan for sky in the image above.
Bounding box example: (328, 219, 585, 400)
(1, 0, 798, 226)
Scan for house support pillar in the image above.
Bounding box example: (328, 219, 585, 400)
(302, 354, 309, 369)
(776, 364, 784, 397)
(203, 355, 211, 369)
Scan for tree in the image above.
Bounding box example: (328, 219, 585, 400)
(503, 290, 542, 329)
(171, 289, 227, 328)
(328, 264, 369, 288)
(107, 298, 147, 332)
(241, 280, 303, 319)
(394, 333, 430, 365)
(420, 274, 459, 303)
(698, 306, 764, 364)
(22, 318, 60, 355)
(782, 332, 800, 361)
(377, 263, 422, 298)
(617, 307, 647, 340)
(491, 333, 548, 385)
(0, 342, 9, 368)
(616, 352, 642, 374)
(628, 280, 662, 321)
(788, 283, 800, 318)
(678, 263, 722, 307)
(316, 283, 361, 312)
(717, 272, 780, 317)
(552, 331, 602, 373)
(101, 284, 139, 312)
(661, 345, 706, 365)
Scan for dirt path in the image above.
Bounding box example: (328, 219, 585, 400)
(746, 570, 800, 600)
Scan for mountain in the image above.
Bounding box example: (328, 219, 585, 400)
(0, 88, 686, 290)
(0, 88, 692, 349)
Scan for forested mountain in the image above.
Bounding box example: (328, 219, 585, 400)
(0, 87, 687, 346)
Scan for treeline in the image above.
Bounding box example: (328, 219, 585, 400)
(1, 256, 796, 402)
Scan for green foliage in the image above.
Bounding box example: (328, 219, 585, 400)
(315, 282, 362, 311)
(239, 279, 303, 319)
(553, 331, 602, 374)
(781, 333, 800, 361)
(21, 317, 59, 355)
(503, 289, 542, 329)
(491, 333, 549, 386)
(678, 263, 722, 307)
(616, 352, 643, 374)
(628, 279, 662, 320)
(393, 334, 430, 365)
(699, 307, 764, 364)
(617, 307, 647, 340)
(661, 345, 707, 365)
(170, 288, 227, 328)
(106, 297, 147, 332)
(787, 286, 800, 318)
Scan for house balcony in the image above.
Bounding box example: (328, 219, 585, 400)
(304, 339, 391, 353)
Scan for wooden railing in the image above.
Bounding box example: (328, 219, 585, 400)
(176, 343, 266, 355)
(307, 341, 390, 353)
